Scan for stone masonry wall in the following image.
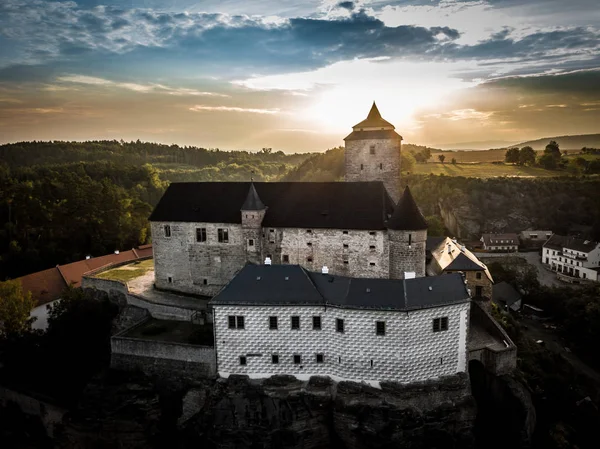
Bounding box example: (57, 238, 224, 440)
(389, 229, 427, 278)
(345, 137, 401, 203)
(111, 335, 216, 378)
(214, 301, 470, 383)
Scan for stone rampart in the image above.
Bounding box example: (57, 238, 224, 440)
(111, 330, 216, 380)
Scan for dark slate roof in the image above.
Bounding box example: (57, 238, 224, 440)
(445, 253, 486, 271)
(387, 186, 428, 230)
(352, 102, 395, 130)
(241, 183, 265, 211)
(149, 181, 395, 230)
(492, 282, 521, 307)
(563, 237, 598, 253)
(344, 129, 403, 141)
(426, 236, 446, 252)
(211, 264, 470, 311)
(543, 234, 567, 250)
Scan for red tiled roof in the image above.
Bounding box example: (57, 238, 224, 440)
(15, 245, 153, 303)
(16, 267, 67, 307)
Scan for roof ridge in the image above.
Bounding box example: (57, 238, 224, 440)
(301, 266, 326, 305)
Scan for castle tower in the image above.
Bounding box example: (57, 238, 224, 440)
(241, 182, 266, 264)
(344, 102, 403, 202)
(387, 186, 428, 279)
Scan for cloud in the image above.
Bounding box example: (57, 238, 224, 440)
(56, 74, 228, 96)
(189, 105, 280, 114)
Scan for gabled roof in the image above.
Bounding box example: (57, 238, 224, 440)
(543, 234, 567, 250)
(241, 182, 265, 211)
(446, 252, 486, 271)
(149, 182, 395, 230)
(387, 186, 428, 230)
(210, 264, 470, 311)
(352, 102, 395, 130)
(16, 267, 67, 307)
(543, 234, 599, 253)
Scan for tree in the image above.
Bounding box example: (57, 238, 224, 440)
(518, 146, 536, 166)
(401, 152, 416, 173)
(505, 147, 520, 164)
(438, 154, 446, 164)
(0, 280, 35, 336)
(539, 153, 558, 169)
(425, 215, 446, 236)
(451, 158, 457, 165)
(544, 140, 561, 158)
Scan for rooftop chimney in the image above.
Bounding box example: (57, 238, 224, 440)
(114, 250, 119, 255)
(321, 265, 329, 274)
(264, 257, 272, 265)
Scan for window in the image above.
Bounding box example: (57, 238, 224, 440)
(336, 318, 344, 333)
(369, 231, 376, 236)
(360, 164, 364, 170)
(369, 145, 375, 155)
(283, 254, 289, 263)
(313, 316, 321, 330)
(408, 234, 412, 246)
(164, 225, 171, 237)
(239, 356, 247, 366)
(269, 316, 278, 330)
(196, 227, 206, 242)
(343, 244, 349, 249)
(203, 279, 208, 285)
(272, 354, 279, 364)
(369, 262, 376, 266)
(306, 229, 312, 234)
(433, 317, 448, 332)
(248, 239, 254, 247)
(379, 163, 383, 170)
(218, 228, 229, 243)
(293, 354, 302, 364)
(167, 276, 173, 283)
(270, 229, 274, 233)
(307, 257, 313, 263)
(343, 230, 348, 235)
(476, 272, 482, 279)
(376, 321, 386, 336)
(369, 245, 375, 250)
(291, 316, 300, 329)
(316, 354, 324, 363)
(307, 242, 312, 247)
(229, 315, 244, 329)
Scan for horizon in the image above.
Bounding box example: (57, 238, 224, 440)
(1, 1, 599, 152)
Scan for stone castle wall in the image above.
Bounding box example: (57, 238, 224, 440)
(345, 137, 401, 203)
(214, 301, 469, 383)
(389, 229, 427, 278)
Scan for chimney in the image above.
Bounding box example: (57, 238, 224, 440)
(85, 255, 91, 260)
(264, 257, 272, 265)
(321, 265, 329, 274)
(114, 250, 119, 255)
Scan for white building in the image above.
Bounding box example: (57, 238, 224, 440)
(210, 264, 470, 384)
(542, 235, 600, 282)
(480, 233, 519, 252)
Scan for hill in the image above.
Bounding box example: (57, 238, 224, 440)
(514, 134, 600, 151)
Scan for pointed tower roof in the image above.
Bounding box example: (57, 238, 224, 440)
(387, 186, 428, 230)
(352, 102, 395, 130)
(241, 182, 265, 210)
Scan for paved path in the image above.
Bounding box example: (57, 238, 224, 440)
(474, 251, 560, 287)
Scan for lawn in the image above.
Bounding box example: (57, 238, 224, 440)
(95, 259, 155, 282)
(411, 162, 560, 178)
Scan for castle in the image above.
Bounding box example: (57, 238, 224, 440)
(149, 103, 427, 297)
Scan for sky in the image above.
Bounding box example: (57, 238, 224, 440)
(0, 0, 599, 151)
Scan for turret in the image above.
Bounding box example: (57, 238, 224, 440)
(344, 102, 403, 202)
(387, 186, 428, 279)
(241, 182, 266, 264)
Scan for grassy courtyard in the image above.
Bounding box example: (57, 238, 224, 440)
(96, 258, 155, 282)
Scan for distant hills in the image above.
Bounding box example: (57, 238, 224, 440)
(512, 134, 600, 151)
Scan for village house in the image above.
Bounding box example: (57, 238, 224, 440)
(542, 235, 600, 282)
(426, 237, 493, 301)
(480, 233, 519, 252)
(519, 230, 553, 249)
(210, 264, 470, 383)
(492, 282, 522, 312)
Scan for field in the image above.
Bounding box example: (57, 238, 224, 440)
(411, 162, 561, 178)
(427, 148, 582, 163)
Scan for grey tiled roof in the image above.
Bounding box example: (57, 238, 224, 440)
(211, 264, 470, 311)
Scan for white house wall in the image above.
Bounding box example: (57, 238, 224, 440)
(213, 302, 470, 383)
